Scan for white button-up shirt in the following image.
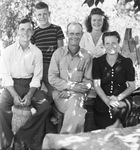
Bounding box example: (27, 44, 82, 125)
(80, 32, 105, 58)
(1, 41, 43, 88)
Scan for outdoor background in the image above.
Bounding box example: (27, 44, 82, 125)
(0, 0, 140, 87)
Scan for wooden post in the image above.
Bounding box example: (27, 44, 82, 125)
(121, 28, 137, 63)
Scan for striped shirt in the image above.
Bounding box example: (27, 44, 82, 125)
(31, 24, 65, 63)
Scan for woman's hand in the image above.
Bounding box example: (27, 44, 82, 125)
(109, 95, 118, 101)
(108, 95, 119, 108)
(109, 99, 120, 108)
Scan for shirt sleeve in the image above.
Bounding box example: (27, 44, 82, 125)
(82, 54, 93, 87)
(56, 26, 65, 40)
(1, 47, 14, 87)
(48, 49, 71, 91)
(125, 58, 135, 81)
(30, 48, 43, 88)
(92, 58, 101, 80)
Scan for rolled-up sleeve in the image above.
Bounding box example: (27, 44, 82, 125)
(30, 49, 43, 88)
(1, 47, 14, 87)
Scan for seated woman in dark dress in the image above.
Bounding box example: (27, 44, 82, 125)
(92, 31, 135, 129)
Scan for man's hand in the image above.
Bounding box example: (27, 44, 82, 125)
(13, 95, 22, 106)
(21, 94, 32, 106)
(59, 91, 71, 98)
(71, 83, 88, 93)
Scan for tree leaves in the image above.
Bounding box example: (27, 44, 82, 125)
(82, 0, 94, 7)
(134, 0, 140, 9)
(95, 0, 104, 6)
(82, 0, 104, 7)
(83, 0, 140, 13)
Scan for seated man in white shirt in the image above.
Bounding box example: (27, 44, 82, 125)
(0, 18, 52, 150)
(48, 22, 93, 134)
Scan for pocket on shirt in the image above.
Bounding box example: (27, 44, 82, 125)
(72, 70, 84, 82)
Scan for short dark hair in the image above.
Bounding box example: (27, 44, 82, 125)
(19, 18, 31, 25)
(85, 7, 109, 33)
(102, 31, 121, 44)
(34, 2, 49, 10)
(18, 18, 34, 28)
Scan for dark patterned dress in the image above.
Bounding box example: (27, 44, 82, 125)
(92, 53, 135, 129)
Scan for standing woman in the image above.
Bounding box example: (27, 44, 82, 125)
(92, 31, 135, 129)
(80, 7, 109, 58)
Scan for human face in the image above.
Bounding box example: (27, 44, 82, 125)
(91, 14, 104, 31)
(18, 22, 32, 43)
(104, 36, 119, 55)
(35, 8, 50, 28)
(67, 24, 83, 47)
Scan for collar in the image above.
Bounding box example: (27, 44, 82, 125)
(64, 46, 83, 58)
(102, 53, 124, 63)
(16, 40, 32, 51)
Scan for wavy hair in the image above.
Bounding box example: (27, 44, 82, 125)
(85, 8, 109, 33)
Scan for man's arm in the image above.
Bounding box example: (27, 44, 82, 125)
(70, 55, 93, 93)
(1, 47, 22, 105)
(57, 39, 64, 48)
(29, 48, 43, 89)
(22, 87, 37, 106)
(48, 49, 72, 91)
(22, 48, 43, 106)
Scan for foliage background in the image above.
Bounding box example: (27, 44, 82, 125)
(0, 0, 140, 48)
(0, 0, 140, 86)
(46, 0, 140, 46)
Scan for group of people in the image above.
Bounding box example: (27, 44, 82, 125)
(0, 1, 136, 150)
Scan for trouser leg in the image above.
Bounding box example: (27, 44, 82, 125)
(53, 91, 87, 134)
(0, 89, 14, 148)
(16, 90, 52, 149)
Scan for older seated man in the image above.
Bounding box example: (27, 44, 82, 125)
(48, 22, 93, 134)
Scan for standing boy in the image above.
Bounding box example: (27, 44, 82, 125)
(31, 2, 65, 102)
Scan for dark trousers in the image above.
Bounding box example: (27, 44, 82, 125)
(0, 78, 52, 149)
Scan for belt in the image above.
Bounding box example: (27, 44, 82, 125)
(13, 78, 32, 81)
